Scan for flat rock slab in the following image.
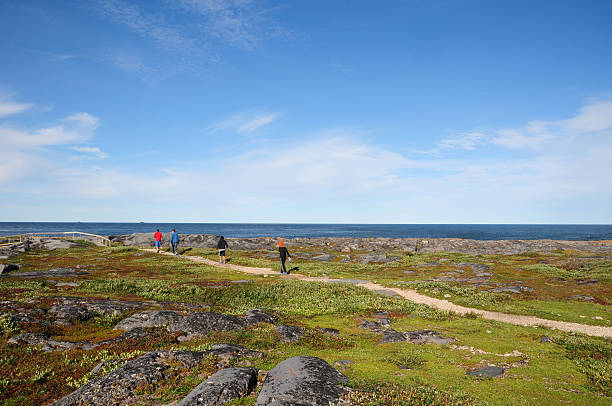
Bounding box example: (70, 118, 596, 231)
(1, 268, 88, 278)
(245, 308, 277, 325)
(48, 304, 95, 324)
(320, 328, 340, 336)
(8, 332, 96, 352)
(168, 312, 247, 337)
(0, 264, 20, 274)
(276, 325, 305, 343)
(467, 365, 505, 378)
(570, 295, 595, 301)
(114, 310, 183, 331)
(178, 367, 258, 406)
(51, 351, 206, 406)
(405, 330, 454, 345)
(310, 254, 336, 262)
(256, 356, 348, 406)
(491, 286, 533, 294)
(326, 278, 369, 285)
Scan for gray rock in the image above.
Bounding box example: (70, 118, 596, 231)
(570, 295, 594, 301)
(178, 367, 258, 406)
(359, 320, 385, 332)
(310, 254, 336, 262)
(276, 325, 304, 343)
(540, 336, 552, 343)
(403, 270, 416, 275)
(467, 365, 504, 378)
(1, 267, 88, 278)
(380, 329, 407, 343)
(48, 304, 95, 324)
(405, 330, 454, 345)
(8, 332, 96, 352)
(168, 312, 246, 337)
(41, 240, 77, 250)
(255, 356, 348, 406)
(51, 351, 206, 406)
(114, 310, 183, 331)
(245, 308, 277, 325)
(0, 263, 20, 274)
(320, 328, 340, 336)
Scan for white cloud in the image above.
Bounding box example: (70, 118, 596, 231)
(0, 111, 101, 185)
(72, 146, 109, 159)
(437, 132, 488, 150)
(492, 100, 612, 149)
(210, 111, 280, 135)
(238, 113, 279, 134)
(0, 100, 34, 118)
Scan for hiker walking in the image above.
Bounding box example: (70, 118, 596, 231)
(278, 240, 292, 275)
(170, 229, 180, 255)
(217, 236, 229, 264)
(153, 229, 163, 253)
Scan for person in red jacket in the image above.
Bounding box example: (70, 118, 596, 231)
(153, 229, 163, 253)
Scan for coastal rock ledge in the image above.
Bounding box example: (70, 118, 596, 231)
(110, 233, 612, 255)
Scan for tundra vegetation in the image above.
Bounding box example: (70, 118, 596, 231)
(0, 240, 610, 405)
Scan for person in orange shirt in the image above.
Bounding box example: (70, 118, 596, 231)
(153, 229, 163, 253)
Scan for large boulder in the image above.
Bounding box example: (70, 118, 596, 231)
(177, 367, 258, 405)
(168, 312, 247, 337)
(255, 356, 348, 406)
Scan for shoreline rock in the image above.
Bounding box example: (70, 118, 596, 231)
(109, 233, 612, 255)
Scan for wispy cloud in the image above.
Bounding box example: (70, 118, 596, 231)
(72, 146, 109, 159)
(91, 0, 286, 57)
(210, 111, 280, 135)
(93, 0, 199, 54)
(0, 98, 34, 118)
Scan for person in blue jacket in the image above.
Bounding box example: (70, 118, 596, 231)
(170, 229, 180, 255)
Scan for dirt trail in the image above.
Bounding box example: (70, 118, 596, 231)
(143, 249, 612, 338)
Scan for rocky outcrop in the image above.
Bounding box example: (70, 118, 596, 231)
(168, 312, 247, 338)
(177, 367, 258, 406)
(0, 268, 89, 278)
(0, 263, 19, 274)
(110, 233, 612, 255)
(114, 310, 183, 331)
(255, 356, 348, 406)
(52, 351, 206, 406)
(276, 325, 304, 343)
(467, 365, 504, 378)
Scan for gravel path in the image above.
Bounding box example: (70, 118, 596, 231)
(143, 249, 612, 338)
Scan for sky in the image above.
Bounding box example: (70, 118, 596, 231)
(1, 0, 611, 224)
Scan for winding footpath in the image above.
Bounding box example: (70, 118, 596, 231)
(143, 249, 612, 338)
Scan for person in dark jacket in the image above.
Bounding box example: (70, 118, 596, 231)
(278, 240, 292, 275)
(170, 229, 180, 255)
(217, 236, 229, 264)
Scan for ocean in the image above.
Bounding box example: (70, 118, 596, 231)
(0, 222, 610, 241)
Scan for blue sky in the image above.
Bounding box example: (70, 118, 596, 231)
(1, 0, 611, 223)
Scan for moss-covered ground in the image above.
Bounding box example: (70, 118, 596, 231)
(0, 243, 610, 405)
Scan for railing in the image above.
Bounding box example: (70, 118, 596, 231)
(3, 232, 112, 247)
(0, 235, 22, 247)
